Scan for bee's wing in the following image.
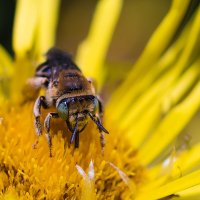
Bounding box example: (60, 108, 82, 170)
(35, 61, 52, 78)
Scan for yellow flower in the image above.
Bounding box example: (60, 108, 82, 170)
(1, 0, 200, 199)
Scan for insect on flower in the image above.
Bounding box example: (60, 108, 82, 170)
(28, 48, 109, 157)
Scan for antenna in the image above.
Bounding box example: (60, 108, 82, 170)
(70, 115, 79, 144)
(88, 112, 109, 134)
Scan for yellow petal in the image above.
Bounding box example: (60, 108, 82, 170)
(139, 81, 200, 165)
(0, 45, 13, 103)
(76, 0, 123, 89)
(108, 6, 200, 120)
(13, 0, 60, 59)
(76, 161, 96, 200)
(147, 142, 200, 188)
(13, 0, 39, 57)
(107, 23, 187, 120)
(172, 143, 200, 177)
(109, 0, 190, 105)
(125, 61, 200, 148)
(177, 184, 200, 199)
(34, 0, 60, 60)
(0, 45, 13, 76)
(139, 175, 169, 194)
(136, 169, 200, 200)
(107, 7, 200, 151)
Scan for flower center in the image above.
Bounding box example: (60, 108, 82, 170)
(0, 103, 147, 199)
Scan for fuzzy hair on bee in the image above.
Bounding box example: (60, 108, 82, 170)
(27, 48, 109, 157)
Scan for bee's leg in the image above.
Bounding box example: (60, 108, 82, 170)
(96, 98, 106, 153)
(33, 96, 48, 148)
(95, 115, 106, 154)
(88, 113, 109, 154)
(100, 131, 105, 154)
(75, 132, 80, 148)
(97, 97, 104, 121)
(44, 112, 59, 157)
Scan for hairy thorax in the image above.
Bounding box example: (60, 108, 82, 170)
(45, 69, 95, 107)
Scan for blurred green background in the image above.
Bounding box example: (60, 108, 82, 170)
(57, 0, 170, 63)
(1, 0, 170, 62)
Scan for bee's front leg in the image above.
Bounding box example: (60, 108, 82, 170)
(96, 98, 105, 154)
(96, 116, 106, 154)
(33, 96, 48, 148)
(75, 132, 80, 148)
(100, 131, 105, 154)
(97, 97, 104, 121)
(33, 96, 48, 135)
(88, 113, 109, 154)
(44, 112, 59, 157)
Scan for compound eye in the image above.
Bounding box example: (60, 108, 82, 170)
(57, 101, 68, 120)
(93, 97, 98, 113)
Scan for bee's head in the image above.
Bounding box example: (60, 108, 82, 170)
(56, 96, 108, 145)
(56, 97, 89, 133)
(56, 96, 98, 121)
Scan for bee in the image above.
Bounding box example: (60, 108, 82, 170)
(28, 48, 109, 157)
